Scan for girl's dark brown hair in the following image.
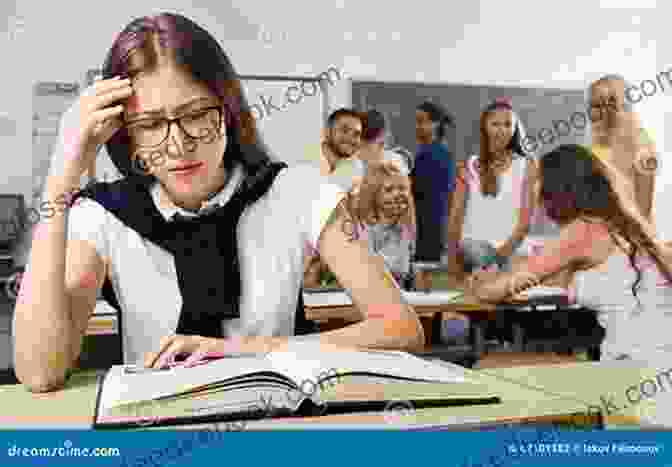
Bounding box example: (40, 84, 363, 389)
(478, 100, 529, 197)
(541, 144, 672, 297)
(101, 13, 271, 185)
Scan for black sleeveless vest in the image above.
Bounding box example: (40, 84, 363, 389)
(73, 162, 316, 338)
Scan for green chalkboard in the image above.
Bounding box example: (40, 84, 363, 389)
(351, 79, 586, 161)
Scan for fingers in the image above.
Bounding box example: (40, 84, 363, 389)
(154, 340, 184, 369)
(95, 115, 124, 143)
(92, 76, 130, 94)
(93, 85, 134, 112)
(181, 348, 210, 368)
(144, 334, 176, 368)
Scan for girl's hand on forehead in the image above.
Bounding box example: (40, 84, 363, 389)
(50, 76, 133, 186)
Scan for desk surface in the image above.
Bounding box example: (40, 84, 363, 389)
(0, 362, 641, 430)
(305, 293, 496, 324)
(479, 359, 671, 427)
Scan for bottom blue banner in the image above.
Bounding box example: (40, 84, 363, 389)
(0, 429, 670, 466)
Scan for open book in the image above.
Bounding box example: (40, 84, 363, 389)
(94, 345, 499, 429)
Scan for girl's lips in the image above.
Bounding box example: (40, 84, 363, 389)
(170, 162, 204, 174)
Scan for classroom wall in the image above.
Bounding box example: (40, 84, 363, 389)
(2, 0, 672, 201)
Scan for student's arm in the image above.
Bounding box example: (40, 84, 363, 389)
(495, 158, 539, 259)
(470, 219, 603, 302)
(312, 203, 424, 350)
(445, 161, 468, 270)
(13, 192, 106, 393)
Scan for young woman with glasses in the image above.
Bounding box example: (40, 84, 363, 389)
(13, 13, 424, 392)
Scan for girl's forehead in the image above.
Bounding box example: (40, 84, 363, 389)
(487, 109, 512, 122)
(129, 64, 216, 110)
(591, 79, 624, 98)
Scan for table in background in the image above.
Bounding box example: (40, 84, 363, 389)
(305, 291, 496, 350)
(305, 292, 600, 360)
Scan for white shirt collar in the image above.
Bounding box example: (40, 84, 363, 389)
(150, 164, 245, 222)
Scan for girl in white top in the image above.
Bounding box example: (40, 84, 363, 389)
(469, 144, 672, 355)
(12, 13, 424, 393)
(448, 98, 538, 274)
(469, 143, 672, 424)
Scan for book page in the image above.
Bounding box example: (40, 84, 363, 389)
(98, 357, 281, 411)
(267, 344, 472, 389)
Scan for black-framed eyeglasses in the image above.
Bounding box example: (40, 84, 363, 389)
(125, 106, 223, 147)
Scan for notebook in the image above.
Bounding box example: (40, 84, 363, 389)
(93, 345, 500, 429)
(302, 289, 464, 308)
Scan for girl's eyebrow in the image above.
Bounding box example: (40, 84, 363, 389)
(125, 97, 217, 121)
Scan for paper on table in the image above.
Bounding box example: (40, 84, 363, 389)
(302, 290, 464, 308)
(302, 291, 352, 308)
(402, 290, 464, 306)
(516, 286, 567, 299)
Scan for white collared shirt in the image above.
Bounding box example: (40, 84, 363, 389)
(67, 163, 343, 364)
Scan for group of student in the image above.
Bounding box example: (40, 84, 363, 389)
(11, 13, 672, 410)
(308, 74, 672, 367)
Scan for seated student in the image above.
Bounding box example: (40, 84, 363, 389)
(13, 13, 424, 392)
(305, 162, 415, 289)
(586, 74, 657, 222)
(350, 162, 415, 286)
(468, 144, 672, 365)
(447, 97, 537, 275)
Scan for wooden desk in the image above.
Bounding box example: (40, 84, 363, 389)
(479, 359, 669, 427)
(305, 293, 496, 348)
(0, 365, 596, 430)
